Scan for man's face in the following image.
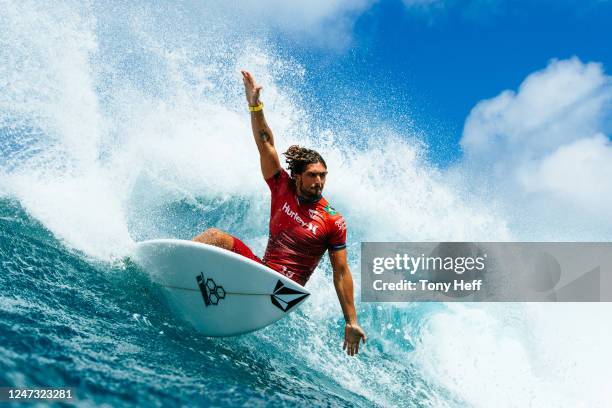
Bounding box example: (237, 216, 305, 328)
(296, 162, 327, 200)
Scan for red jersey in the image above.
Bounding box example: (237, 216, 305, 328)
(262, 169, 347, 285)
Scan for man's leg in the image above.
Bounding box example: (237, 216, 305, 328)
(192, 228, 234, 250)
(193, 228, 263, 265)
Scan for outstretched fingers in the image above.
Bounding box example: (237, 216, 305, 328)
(241, 70, 252, 85)
(243, 75, 251, 87)
(244, 70, 256, 84)
(344, 331, 366, 356)
(345, 341, 353, 356)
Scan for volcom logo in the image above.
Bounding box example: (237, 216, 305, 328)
(282, 202, 318, 235)
(270, 280, 309, 312)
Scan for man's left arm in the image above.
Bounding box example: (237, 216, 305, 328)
(329, 248, 367, 356)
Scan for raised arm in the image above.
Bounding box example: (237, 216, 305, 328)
(241, 70, 281, 179)
(329, 248, 367, 356)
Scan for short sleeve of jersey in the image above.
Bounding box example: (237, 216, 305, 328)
(327, 215, 347, 251)
(265, 168, 290, 196)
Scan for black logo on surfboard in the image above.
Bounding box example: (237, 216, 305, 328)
(196, 273, 226, 306)
(271, 280, 309, 312)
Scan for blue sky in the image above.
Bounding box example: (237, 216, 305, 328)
(271, 0, 612, 164)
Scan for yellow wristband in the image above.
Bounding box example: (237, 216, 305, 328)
(249, 102, 264, 112)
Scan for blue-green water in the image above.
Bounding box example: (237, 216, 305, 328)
(0, 198, 444, 407)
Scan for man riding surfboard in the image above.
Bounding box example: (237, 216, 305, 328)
(194, 70, 366, 356)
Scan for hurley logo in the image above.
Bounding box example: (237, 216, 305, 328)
(282, 202, 318, 235)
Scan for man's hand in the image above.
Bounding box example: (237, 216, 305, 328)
(343, 323, 367, 356)
(241, 70, 262, 106)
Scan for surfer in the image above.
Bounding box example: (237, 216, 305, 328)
(193, 70, 366, 356)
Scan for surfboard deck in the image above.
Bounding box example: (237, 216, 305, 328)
(132, 239, 310, 337)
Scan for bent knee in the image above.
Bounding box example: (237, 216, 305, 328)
(194, 227, 221, 240)
(204, 227, 222, 237)
(193, 228, 233, 249)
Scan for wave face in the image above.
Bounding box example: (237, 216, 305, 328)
(1, 2, 611, 406)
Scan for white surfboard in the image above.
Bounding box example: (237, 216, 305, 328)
(133, 239, 310, 337)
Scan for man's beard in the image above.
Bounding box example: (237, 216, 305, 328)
(299, 184, 322, 202)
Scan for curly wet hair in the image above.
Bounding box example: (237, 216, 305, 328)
(283, 145, 327, 178)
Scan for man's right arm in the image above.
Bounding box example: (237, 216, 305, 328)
(242, 70, 281, 179)
(250, 108, 281, 179)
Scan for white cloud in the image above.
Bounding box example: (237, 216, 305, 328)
(245, 0, 372, 27)
(224, 0, 376, 48)
(459, 57, 612, 230)
(517, 134, 612, 213)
